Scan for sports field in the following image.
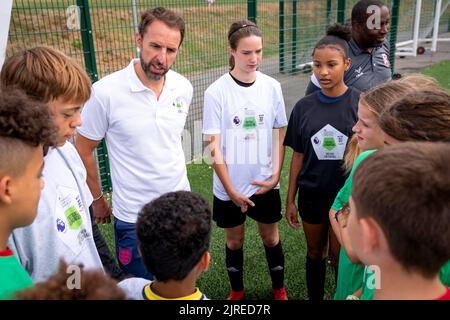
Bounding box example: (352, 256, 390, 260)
(96, 61, 450, 300)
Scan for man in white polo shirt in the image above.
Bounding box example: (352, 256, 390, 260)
(76, 7, 193, 279)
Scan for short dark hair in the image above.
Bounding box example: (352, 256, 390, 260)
(351, 0, 387, 23)
(352, 142, 450, 277)
(139, 7, 185, 47)
(228, 19, 262, 70)
(137, 191, 212, 281)
(0, 89, 57, 176)
(378, 90, 450, 142)
(16, 260, 126, 300)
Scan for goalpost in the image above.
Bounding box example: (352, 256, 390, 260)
(396, 0, 450, 57)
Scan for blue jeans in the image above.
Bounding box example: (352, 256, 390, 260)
(114, 217, 153, 280)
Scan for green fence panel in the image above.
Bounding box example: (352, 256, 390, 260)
(6, 0, 449, 176)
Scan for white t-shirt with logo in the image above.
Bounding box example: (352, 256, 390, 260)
(9, 142, 103, 282)
(203, 72, 288, 200)
(78, 60, 193, 223)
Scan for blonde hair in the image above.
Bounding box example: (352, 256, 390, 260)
(343, 74, 444, 171)
(1, 46, 91, 104)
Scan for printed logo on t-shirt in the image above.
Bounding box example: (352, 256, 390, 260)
(258, 114, 265, 125)
(311, 124, 348, 160)
(355, 66, 364, 79)
(381, 53, 390, 68)
(56, 218, 66, 233)
(55, 185, 91, 254)
(233, 116, 241, 126)
(172, 98, 187, 114)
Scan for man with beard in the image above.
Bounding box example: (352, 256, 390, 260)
(305, 0, 392, 94)
(76, 7, 193, 279)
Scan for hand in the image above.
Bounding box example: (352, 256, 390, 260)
(251, 176, 279, 195)
(93, 197, 112, 224)
(286, 202, 300, 229)
(229, 191, 255, 213)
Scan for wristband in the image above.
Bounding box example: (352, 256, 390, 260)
(93, 192, 104, 202)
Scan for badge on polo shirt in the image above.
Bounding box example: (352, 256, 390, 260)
(172, 98, 187, 113)
(381, 53, 390, 68)
(311, 124, 348, 160)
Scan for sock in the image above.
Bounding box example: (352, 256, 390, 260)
(264, 241, 285, 290)
(306, 256, 327, 301)
(226, 246, 244, 291)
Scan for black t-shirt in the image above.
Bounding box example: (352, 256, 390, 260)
(284, 88, 360, 194)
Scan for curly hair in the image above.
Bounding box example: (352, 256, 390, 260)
(16, 260, 126, 300)
(137, 191, 212, 282)
(0, 89, 57, 176)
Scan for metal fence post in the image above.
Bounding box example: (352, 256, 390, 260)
(279, 0, 285, 73)
(291, 0, 297, 73)
(389, 0, 400, 74)
(326, 0, 332, 29)
(248, 0, 257, 23)
(77, 0, 112, 193)
(337, 0, 346, 24)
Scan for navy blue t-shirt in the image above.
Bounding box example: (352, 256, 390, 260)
(284, 88, 360, 194)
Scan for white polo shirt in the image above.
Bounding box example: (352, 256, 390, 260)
(78, 59, 192, 223)
(203, 72, 288, 200)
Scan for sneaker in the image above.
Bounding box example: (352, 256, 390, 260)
(272, 287, 288, 300)
(227, 290, 245, 300)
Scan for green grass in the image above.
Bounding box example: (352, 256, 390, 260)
(421, 60, 450, 91)
(99, 148, 337, 300)
(97, 59, 450, 300)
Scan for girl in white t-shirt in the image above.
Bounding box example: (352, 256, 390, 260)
(203, 19, 288, 300)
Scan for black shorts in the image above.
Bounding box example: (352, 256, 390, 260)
(297, 189, 337, 225)
(213, 189, 282, 228)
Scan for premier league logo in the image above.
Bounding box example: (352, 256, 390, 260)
(233, 116, 241, 126)
(56, 218, 66, 233)
(313, 137, 320, 145)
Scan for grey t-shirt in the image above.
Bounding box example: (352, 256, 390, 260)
(306, 38, 391, 94)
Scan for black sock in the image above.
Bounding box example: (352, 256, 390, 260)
(226, 246, 244, 291)
(264, 241, 285, 290)
(306, 256, 326, 301)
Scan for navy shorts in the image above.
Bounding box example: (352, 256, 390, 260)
(213, 189, 282, 228)
(297, 189, 337, 225)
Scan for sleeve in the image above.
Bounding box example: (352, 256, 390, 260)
(331, 176, 352, 211)
(202, 88, 222, 135)
(273, 83, 288, 128)
(283, 104, 304, 153)
(77, 86, 109, 141)
(8, 231, 31, 275)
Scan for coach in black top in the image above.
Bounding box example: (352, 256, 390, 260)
(306, 0, 391, 94)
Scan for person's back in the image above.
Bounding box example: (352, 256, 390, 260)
(1, 46, 104, 282)
(348, 142, 450, 300)
(118, 191, 211, 300)
(0, 90, 57, 299)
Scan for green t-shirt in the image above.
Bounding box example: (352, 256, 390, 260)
(331, 150, 376, 211)
(361, 260, 450, 300)
(333, 150, 376, 300)
(440, 260, 450, 286)
(0, 251, 33, 300)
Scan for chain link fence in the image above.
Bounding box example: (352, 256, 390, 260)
(6, 0, 450, 192)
